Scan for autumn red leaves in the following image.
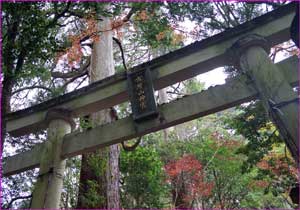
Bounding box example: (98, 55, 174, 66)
(165, 155, 214, 205)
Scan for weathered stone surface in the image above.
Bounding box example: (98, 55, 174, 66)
(5, 3, 295, 136)
(3, 56, 298, 176)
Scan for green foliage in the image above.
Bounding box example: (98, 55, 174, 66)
(241, 190, 291, 208)
(79, 117, 93, 130)
(159, 134, 251, 208)
(3, 2, 61, 76)
(223, 102, 296, 208)
(155, 111, 293, 208)
(120, 146, 168, 208)
(80, 180, 105, 208)
(61, 157, 81, 208)
(183, 78, 205, 94)
(87, 153, 107, 178)
(132, 3, 170, 48)
(224, 101, 282, 171)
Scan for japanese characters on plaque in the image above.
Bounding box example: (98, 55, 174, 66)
(127, 68, 158, 122)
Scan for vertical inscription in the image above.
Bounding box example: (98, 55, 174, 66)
(134, 76, 147, 110)
(127, 68, 158, 122)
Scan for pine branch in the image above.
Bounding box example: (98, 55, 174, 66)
(5, 194, 32, 209)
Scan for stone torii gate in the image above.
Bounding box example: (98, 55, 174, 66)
(2, 3, 299, 208)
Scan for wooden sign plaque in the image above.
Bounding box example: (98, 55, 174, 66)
(127, 68, 158, 122)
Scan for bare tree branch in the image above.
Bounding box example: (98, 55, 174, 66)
(46, 2, 71, 29)
(215, 3, 231, 28)
(123, 7, 137, 22)
(12, 85, 53, 95)
(223, 2, 240, 26)
(73, 75, 88, 90)
(113, 37, 127, 71)
(61, 70, 88, 90)
(51, 59, 90, 79)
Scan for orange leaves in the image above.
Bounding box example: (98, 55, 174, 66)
(139, 10, 148, 21)
(165, 155, 214, 202)
(155, 30, 185, 45)
(64, 35, 82, 67)
(165, 155, 202, 177)
(171, 32, 185, 45)
(111, 17, 129, 41)
(75, 16, 100, 44)
(248, 180, 269, 189)
(116, 30, 124, 40)
(257, 159, 270, 170)
(256, 153, 298, 179)
(66, 41, 83, 67)
(155, 31, 165, 41)
(84, 17, 100, 42)
(56, 16, 100, 67)
(111, 18, 125, 30)
(136, 10, 149, 22)
(210, 131, 242, 149)
(67, 34, 82, 64)
(221, 139, 242, 149)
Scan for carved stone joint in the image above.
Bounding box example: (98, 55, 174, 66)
(227, 34, 271, 68)
(45, 108, 76, 130)
(37, 167, 54, 178)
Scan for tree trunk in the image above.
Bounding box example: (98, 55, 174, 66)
(172, 176, 189, 208)
(1, 13, 20, 150)
(76, 15, 120, 208)
(1, 77, 13, 150)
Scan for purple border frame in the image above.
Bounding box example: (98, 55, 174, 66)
(0, 0, 299, 209)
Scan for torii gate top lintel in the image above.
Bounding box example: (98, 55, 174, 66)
(4, 2, 296, 137)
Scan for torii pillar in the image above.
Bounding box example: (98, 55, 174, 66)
(31, 109, 75, 208)
(228, 34, 299, 164)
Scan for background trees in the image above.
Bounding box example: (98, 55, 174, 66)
(120, 146, 167, 208)
(2, 1, 297, 208)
